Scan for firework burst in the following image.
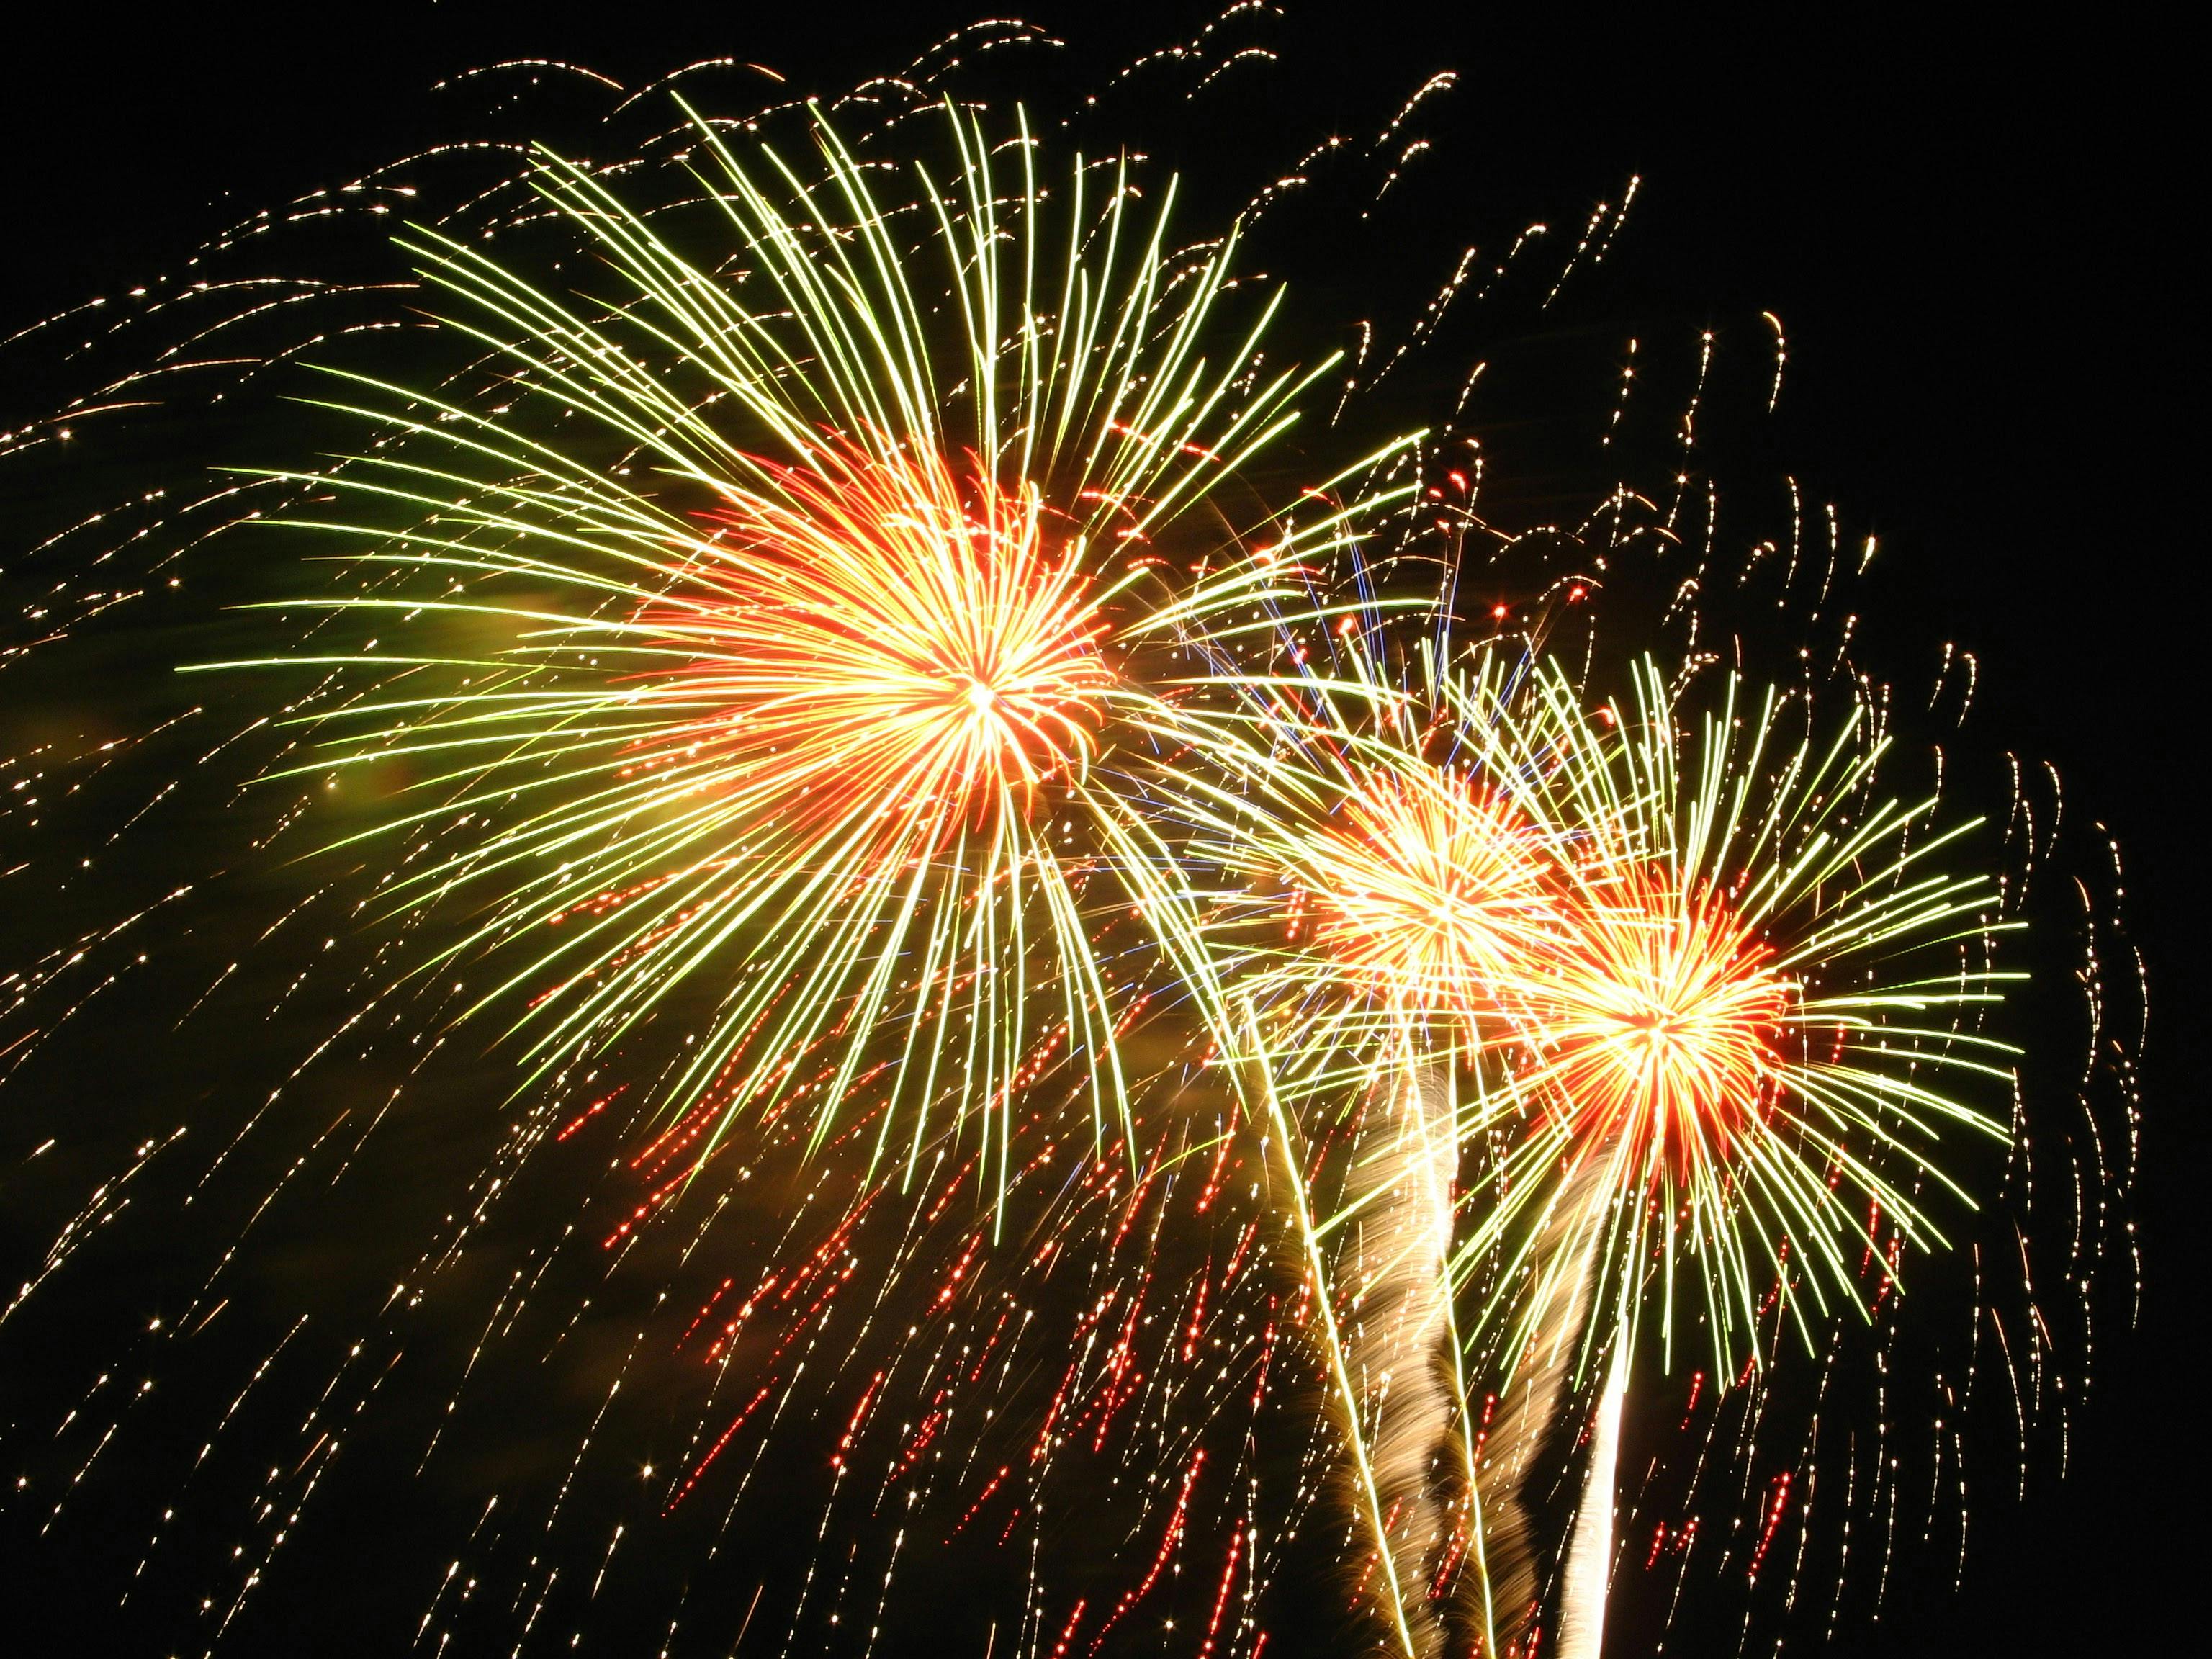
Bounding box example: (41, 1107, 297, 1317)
(1305, 767, 1555, 1023)
(1178, 648, 1601, 1080)
(1418, 657, 2017, 1656)
(1466, 657, 2016, 1376)
(217, 101, 1408, 1187)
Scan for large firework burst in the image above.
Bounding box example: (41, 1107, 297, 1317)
(220, 101, 1403, 1186)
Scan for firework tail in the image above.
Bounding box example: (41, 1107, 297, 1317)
(1236, 1002, 1422, 1659)
(1555, 1335, 1629, 1659)
(1467, 1156, 1611, 1656)
(1336, 1061, 1463, 1658)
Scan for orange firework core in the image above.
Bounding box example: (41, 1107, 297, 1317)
(637, 439, 1112, 847)
(1306, 769, 1555, 1014)
(1521, 867, 1789, 1179)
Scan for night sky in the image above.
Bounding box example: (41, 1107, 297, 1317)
(1, 4, 2198, 1654)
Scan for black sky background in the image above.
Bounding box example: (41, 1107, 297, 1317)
(1, 4, 2200, 1653)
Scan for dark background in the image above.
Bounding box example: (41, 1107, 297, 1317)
(1, 4, 2197, 1653)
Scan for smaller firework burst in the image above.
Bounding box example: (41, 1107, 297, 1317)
(1304, 767, 1557, 1022)
(1175, 646, 1604, 1090)
(1434, 656, 2020, 1658)
(1465, 657, 2017, 1380)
